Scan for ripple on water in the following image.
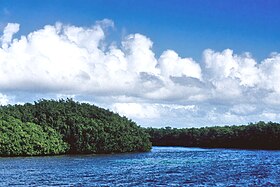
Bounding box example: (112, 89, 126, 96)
(1, 146, 280, 186)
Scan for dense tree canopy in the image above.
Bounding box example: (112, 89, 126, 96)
(1, 99, 280, 157)
(146, 121, 280, 150)
(0, 116, 68, 156)
(0, 99, 151, 156)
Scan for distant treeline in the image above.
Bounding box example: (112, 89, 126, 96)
(145, 122, 280, 150)
(1, 99, 280, 157)
(0, 99, 151, 156)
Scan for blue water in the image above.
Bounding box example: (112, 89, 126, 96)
(1, 146, 280, 186)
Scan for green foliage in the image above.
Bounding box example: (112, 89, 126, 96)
(146, 121, 280, 150)
(5, 98, 279, 155)
(0, 99, 151, 156)
(0, 116, 68, 156)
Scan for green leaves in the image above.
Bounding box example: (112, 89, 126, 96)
(146, 122, 280, 150)
(0, 99, 152, 156)
(0, 116, 69, 156)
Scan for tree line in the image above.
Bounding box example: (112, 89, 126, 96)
(0, 99, 151, 156)
(145, 121, 280, 150)
(1, 99, 280, 157)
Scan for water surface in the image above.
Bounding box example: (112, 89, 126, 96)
(1, 146, 279, 186)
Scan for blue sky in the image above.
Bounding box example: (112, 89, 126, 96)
(0, 0, 280, 127)
(2, 0, 280, 61)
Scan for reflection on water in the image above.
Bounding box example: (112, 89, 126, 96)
(1, 146, 280, 186)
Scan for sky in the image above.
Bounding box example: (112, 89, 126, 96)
(0, 0, 280, 128)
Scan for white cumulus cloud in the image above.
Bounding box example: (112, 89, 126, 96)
(159, 50, 202, 79)
(1, 20, 280, 127)
(0, 93, 10, 105)
(112, 103, 160, 119)
(1, 23, 19, 49)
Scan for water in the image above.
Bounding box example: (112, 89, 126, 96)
(1, 146, 280, 186)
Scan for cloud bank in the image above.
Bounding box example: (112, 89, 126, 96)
(0, 20, 280, 127)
